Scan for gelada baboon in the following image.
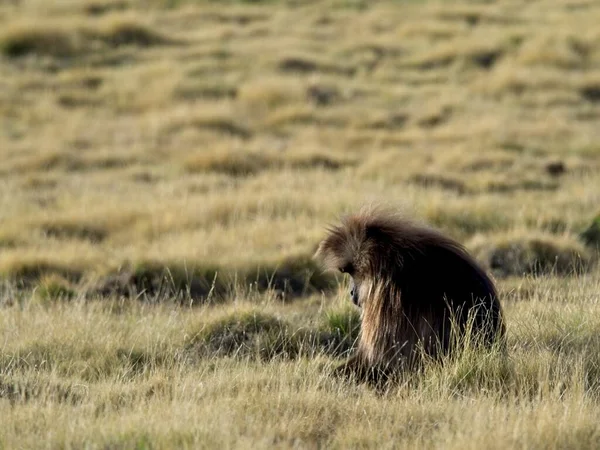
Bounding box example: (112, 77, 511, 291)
(314, 205, 505, 384)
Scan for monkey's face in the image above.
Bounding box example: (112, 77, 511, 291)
(340, 265, 363, 307)
(313, 218, 377, 309)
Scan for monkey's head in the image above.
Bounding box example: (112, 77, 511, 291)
(314, 207, 408, 308)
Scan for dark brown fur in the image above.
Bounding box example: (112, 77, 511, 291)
(314, 205, 505, 385)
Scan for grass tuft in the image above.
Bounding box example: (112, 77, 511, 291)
(279, 54, 355, 76)
(40, 222, 107, 243)
(36, 274, 77, 302)
(0, 375, 87, 405)
(188, 305, 360, 361)
(90, 256, 335, 302)
(0, 258, 84, 286)
(321, 304, 361, 357)
(0, 16, 177, 59)
(579, 81, 600, 103)
(469, 232, 594, 278)
(184, 149, 355, 176)
(96, 17, 176, 47)
(190, 309, 301, 359)
(580, 214, 600, 250)
(184, 150, 271, 176)
(0, 24, 81, 58)
(84, 0, 129, 16)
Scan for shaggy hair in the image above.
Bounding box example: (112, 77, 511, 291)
(315, 205, 505, 383)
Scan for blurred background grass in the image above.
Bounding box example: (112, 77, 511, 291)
(1, 0, 599, 298)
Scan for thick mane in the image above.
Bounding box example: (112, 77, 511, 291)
(315, 205, 496, 293)
(315, 206, 415, 272)
(316, 205, 481, 276)
(356, 207, 491, 284)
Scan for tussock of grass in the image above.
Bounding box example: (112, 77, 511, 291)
(421, 207, 511, 240)
(0, 231, 20, 249)
(286, 151, 355, 170)
(174, 78, 238, 100)
(579, 79, 600, 103)
(90, 262, 224, 301)
(306, 82, 341, 106)
(364, 111, 409, 130)
(278, 54, 355, 76)
(199, 10, 270, 25)
(435, 8, 518, 26)
(0, 24, 82, 58)
(580, 214, 600, 250)
(409, 173, 469, 195)
(95, 16, 176, 47)
(40, 222, 107, 243)
(1, 340, 173, 383)
(36, 274, 77, 302)
(57, 91, 104, 109)
(469, 232, 594, 278)
(91, 255, 335, 302)
(84, 0, 130, 16)
(321, 304, 361, 357)
(416, 105, 453, 128)
(459, 152, 516, 172)
(188, 305, 361, 361)
(406, 40, 505, 70)
(188, 116, 251, 139)
(189, 310, 306, 360)
(0, 17, 176, 59)
(24, 211, 140, 245)
(0, 375, 87, 406)
(0, 258, 84, 286)
(486, 178, 559, 193)
(183, 149, 269, 176)
(12, 151, 82, 172)
(183, 149, 355, 176)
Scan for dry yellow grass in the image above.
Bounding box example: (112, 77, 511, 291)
(2, 274, 600, 449)
(1, 0, 600, 447)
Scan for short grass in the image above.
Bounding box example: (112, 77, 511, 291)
(1, 0, 600, 447)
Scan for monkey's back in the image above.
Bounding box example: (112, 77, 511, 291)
(396, 240, 505, 354)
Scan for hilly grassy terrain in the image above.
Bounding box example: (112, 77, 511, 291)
(1, 0, 600, 448)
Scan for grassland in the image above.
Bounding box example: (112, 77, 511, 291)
(1, 0, 600, 448)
